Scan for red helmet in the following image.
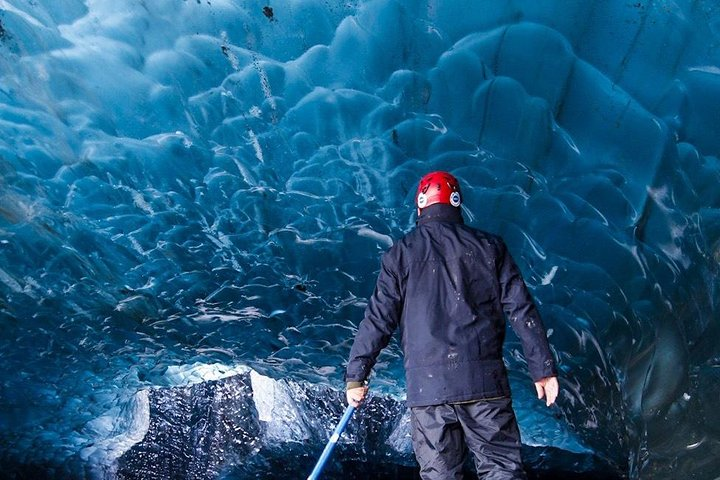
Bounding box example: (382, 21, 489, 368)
(416, 171, 462, 210)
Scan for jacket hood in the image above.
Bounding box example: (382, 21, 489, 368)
(417, 203, 464, 226)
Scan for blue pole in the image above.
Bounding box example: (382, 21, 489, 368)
(306, 404, 356, 480)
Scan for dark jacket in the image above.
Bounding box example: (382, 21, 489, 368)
(346, 204, 557, 407)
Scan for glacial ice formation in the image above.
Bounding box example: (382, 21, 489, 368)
(0, 0, 719, 478)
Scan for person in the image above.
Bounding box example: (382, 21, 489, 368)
(345, 171, 559, 479)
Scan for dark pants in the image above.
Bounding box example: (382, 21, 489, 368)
(410, 397, 527, 480)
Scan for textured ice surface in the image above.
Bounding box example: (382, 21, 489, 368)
(0, 0, 719, 478)
(115, 368, 619, 479)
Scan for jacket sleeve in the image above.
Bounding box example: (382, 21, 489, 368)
(496, 238, 557, 381)
(345, 251, 403, 385)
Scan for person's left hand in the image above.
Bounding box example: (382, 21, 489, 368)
(534, 376, 559, 407)
(346, 385, 368, 407)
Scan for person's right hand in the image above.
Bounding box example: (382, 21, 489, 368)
(534, 376, 559, 407)
(346, 385, 368, 407)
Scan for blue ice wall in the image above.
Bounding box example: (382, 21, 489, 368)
(0, 0, 719, 478)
